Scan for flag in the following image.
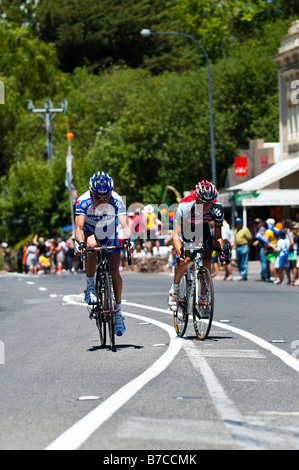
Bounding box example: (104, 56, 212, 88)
(65, 146, 77, 203)
(65, 146, 73, 191)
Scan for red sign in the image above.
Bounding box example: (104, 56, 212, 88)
(260, 154, 268, 167)
(235, 156, 248, 177)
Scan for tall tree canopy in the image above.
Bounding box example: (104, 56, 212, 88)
(0, 1, 297, 244)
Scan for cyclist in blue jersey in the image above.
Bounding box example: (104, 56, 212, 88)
(168, 180, 224, 311)
(75, 171, 131, 336)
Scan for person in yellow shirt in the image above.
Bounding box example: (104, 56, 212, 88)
(265, 218, 278, 282)
(234, 217, 252, 280)
(143, 204, 161, 256)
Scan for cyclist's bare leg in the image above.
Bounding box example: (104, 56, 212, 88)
(201, 251, 212, 294)
(174, 251, 191, 284)
(107, 252, 122, 304)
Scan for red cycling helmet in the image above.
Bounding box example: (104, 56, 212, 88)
(195, 180, 217, 203)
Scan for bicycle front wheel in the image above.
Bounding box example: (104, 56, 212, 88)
(95, 272, 106, 347)
(193, 267, 214, 340)
(104, 273, 115, 352)
(173, 276, 189, 337)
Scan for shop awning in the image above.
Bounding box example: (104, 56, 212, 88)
(228, 156, 299, 191)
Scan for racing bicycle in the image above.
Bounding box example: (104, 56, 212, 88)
(173, 244, 230, 341)
(81, 244, 131, 352)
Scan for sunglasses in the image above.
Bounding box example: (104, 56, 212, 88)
(91, 191, 111, 201)
(195, 198, 213, 205)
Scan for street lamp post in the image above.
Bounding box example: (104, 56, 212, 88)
(28, 99, 68, 165)
(140, 29, 217, 187)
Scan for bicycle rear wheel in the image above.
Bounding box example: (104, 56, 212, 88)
(104, 272, 115, 352)
(193, 267, 214, 340)
(95, 272, 106, 347)
(173, 276, 189, 337)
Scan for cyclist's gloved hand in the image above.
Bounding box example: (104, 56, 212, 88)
(180, 246, 186, 260)
(122, 238, 131, 249)
(75, 242, 86, 255)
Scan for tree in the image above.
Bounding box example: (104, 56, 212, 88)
(35, 0, 185, 73)
(84, 67, 217, 203)
(172, 0, 299, 61)
(0, 24, 69, 177)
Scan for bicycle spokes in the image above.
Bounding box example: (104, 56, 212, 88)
(173, 277, 189, 337)
(193, 268, 214, 340)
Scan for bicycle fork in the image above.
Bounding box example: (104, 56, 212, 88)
(191, 268, 210, 315)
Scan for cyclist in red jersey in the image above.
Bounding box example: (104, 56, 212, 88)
(168, 180, 224, 311)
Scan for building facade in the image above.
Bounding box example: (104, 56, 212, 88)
(221, 20, 299, 225)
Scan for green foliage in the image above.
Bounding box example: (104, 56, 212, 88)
(0, 2, 296, 245)
(86, 67, 212, 202)
(172, 0, 299, 61)
(0, 24, 69, 176)
(35, 0, 182, 72)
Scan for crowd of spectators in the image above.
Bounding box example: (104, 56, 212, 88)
(0, 234, 79, 275)
(1, 209, 299, 286)
(234, 217, 299, 285)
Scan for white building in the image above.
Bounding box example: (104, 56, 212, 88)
(220, 20, 299, 226)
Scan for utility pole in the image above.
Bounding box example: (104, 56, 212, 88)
(28, 99, 68, 164)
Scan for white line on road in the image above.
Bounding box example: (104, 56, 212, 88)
(60, 296, 298, 450)
(183, 341, 264, 450)
(122, 301, 299, 373)
(45, 310, 183, 450)
(62, 296, 299, 373)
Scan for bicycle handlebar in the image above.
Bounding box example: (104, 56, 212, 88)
(182, 244, 231, 264)
(80, 243, 132, 268)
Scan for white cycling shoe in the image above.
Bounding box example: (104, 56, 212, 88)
(84, 286, 97, 305)
(114, 311, 126, 336)
(168, 286, 179, 312)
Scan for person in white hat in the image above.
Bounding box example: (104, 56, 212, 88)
(1, 242, 11, 272)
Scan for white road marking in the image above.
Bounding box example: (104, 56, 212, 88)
(57, 295, 299, 450)
(62, 296, 299, 373)
(122, 301, 299, 373)
(194, 349, 266, 359)
(45, 310, 183, 450)
(77, 396, 101, 401)
(183, 341, 264, 450)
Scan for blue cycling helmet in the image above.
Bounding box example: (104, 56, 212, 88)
(89, 171, 114, 195)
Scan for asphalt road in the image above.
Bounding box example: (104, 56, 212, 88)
(0, 263, 299, 451)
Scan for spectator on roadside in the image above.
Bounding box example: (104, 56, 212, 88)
(22, 244, 28, 273)
(65, 235, 76, 271)
(294, 223, 299, 286)
(47, 238, 57, 273)
(26, 241, 38, 274)
(132, 209, 146, 255)
(274, 230, 291, 285)
(253, 225, 277, 282)
(264, 218, 278, 283)
(234, 217, 252, 281)
(286, 220, 297, 285)
(1, 242, 12, 272)
(209, 221, 221, 280)
(35, 236, 46, 257)
(143, 204, 161, 257)
(55, 237, 66, 274)
(222, 220, 233, 281)
(17, 246, 23, 273)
